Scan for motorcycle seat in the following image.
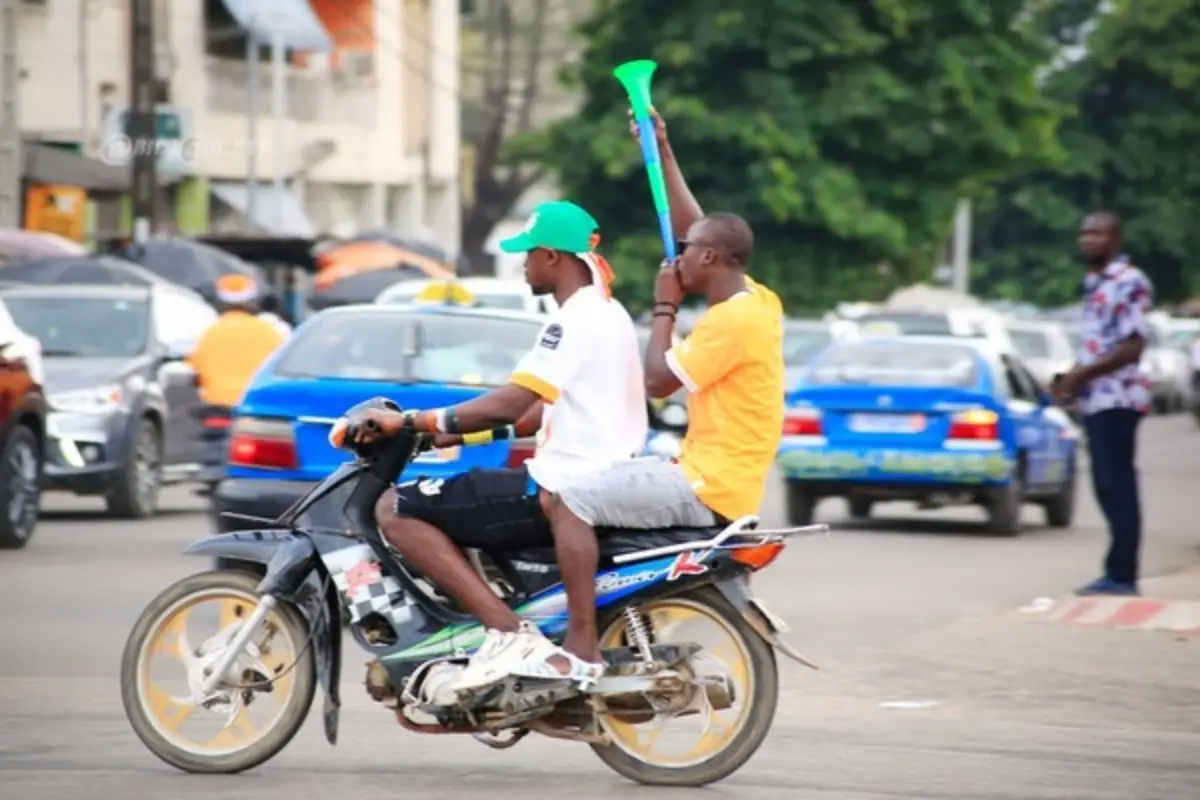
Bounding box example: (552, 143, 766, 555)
(502, 525, 725, 565)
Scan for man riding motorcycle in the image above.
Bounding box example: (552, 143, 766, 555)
(356, 200, 649, 688)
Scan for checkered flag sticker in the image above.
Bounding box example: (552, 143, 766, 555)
(323, 543, 414, 625)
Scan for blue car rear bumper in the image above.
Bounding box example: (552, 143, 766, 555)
(777, 442, 1015, 487)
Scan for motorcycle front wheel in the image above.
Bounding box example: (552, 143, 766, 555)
(120, 570, 316, 773)
(591, 586, 779, 787)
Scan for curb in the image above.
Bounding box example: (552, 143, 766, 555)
(1018, 595, 1200, 632)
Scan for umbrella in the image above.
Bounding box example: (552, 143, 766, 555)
(120, 239, 265, 302)
(0, 229, 87, 266)
(307, 267, 427, 311)
(0, 255, 172, 287)
(312, 240, 456, 289)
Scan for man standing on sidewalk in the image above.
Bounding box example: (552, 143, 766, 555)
(1053, 212, 1152, 596)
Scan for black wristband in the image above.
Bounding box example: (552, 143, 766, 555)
(653, 310, 676, 320)
(443, 408, 461, 435)
(654, 301, 679, 311)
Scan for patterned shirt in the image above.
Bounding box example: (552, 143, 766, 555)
(1076, 257, 1153, 415)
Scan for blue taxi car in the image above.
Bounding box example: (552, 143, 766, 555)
(213, 304, 545, 534)
(777, 336, 1079, 536)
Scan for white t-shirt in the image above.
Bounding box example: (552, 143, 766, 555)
(510, 286, 648, 492)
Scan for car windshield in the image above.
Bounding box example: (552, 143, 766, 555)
(784, 326, 833, 366)
(2, 295, 150, 357)
(274, 311, 541, 386)
(857, 313, 954, 336)
(1009, 328, 1051, 359)
(809, 342, 979, 388)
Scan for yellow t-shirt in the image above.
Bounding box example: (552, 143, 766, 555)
(666, 279, 784, 520)
(187, 311, 287, 407)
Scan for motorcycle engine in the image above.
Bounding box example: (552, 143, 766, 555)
(417, 662, 468, 708)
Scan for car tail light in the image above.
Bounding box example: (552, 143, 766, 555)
(202, 415, 233, 429)
(506, 437, 537, 468)
(228, 417, 298, 469)
(783, 408, 823, 436)
(946, 409, 999, 440)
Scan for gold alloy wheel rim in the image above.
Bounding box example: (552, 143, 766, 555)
(597, 598, 755, 768)
(135, 588, 298, 756)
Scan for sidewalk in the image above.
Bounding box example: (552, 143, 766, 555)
(1014, 566, 1200, 632)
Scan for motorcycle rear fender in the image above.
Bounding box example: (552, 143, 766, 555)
(714, 575, 819, 670)
(183, 531, 345, 745)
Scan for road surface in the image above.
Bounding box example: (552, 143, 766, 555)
(2, 415, 1198, 799)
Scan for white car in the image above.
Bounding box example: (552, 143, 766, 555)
(856, 308, 1017, 354)
(375, 278, 557, 316)
(1006, 320, 1075, 389)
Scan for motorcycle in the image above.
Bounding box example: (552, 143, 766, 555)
(120, 398, 825, 786)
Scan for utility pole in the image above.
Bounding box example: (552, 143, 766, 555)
(129, 0, 157, 242)
(951, 198, 972, 295)
(269, 31, 286, 232)
(0, 0, 21, 229)
(245, 33, 259, 223)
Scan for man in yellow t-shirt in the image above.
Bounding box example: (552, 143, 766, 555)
(493, 212, 783, 685)
(188, 275, 287, 408)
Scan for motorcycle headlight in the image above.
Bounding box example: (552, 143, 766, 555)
(50, 384, 125, 414)
(660, 403, 688, 428)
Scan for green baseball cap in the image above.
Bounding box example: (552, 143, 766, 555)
(499, 200, 599, 254)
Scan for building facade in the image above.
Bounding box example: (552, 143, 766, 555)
(13, 0, 460, 252)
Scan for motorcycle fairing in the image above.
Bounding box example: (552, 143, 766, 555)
(382, 548, 718, 663)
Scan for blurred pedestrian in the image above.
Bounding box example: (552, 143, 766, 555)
(258, 294, 293, 337)
(1190, 334, 1200, 398)
(1052, 212, 1151, 596)
(188, 275, 287, 408)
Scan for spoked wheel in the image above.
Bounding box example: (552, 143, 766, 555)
(591, 587, 778, 786)
(120, 571, 316, 773)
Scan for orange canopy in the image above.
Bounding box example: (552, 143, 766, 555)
(313, 241, 454, 289)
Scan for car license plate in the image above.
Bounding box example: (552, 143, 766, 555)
(849, 413, 925, 433)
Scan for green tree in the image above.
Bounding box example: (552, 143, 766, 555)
(535, 0, 1062, 314)
(973, 0, 1200, 306)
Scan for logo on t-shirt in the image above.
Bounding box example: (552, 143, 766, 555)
(539, 323, 563, 350)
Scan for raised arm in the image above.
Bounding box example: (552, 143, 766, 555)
(632, 109, 703, 238)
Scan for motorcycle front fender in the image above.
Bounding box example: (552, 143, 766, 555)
(182, 530, 344, 745)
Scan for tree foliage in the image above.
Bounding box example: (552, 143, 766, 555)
(973, 0, 1200, 306)
(536, 0, 1063, 313)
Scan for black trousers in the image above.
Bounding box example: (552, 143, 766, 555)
(1082, 408, 1142, 584)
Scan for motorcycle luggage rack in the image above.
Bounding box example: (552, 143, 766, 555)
(611, 515, 830, 564)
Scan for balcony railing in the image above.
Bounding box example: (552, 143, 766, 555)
(205, 58, 378, 127)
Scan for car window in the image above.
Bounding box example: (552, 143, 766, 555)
(809, 342, 978, 388)
(857, 313, 953, 336)
(274, 311, 542, 386)
(2, 294, 150, 357)
(1009, 329, 1050, 359)
(153, 291, 218, 348)
(784, 327, 833, 366)
(471, 293, 528, 311)
(1001, 354, 1040, 401)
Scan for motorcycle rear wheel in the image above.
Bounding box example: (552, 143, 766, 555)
(120, 570, 316, 774)
(590, 586, 778, 786)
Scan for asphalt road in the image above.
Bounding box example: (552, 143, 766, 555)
(2, 414, 1198, 799)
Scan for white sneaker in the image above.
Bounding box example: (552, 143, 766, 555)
(456, 622, 543, 691)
